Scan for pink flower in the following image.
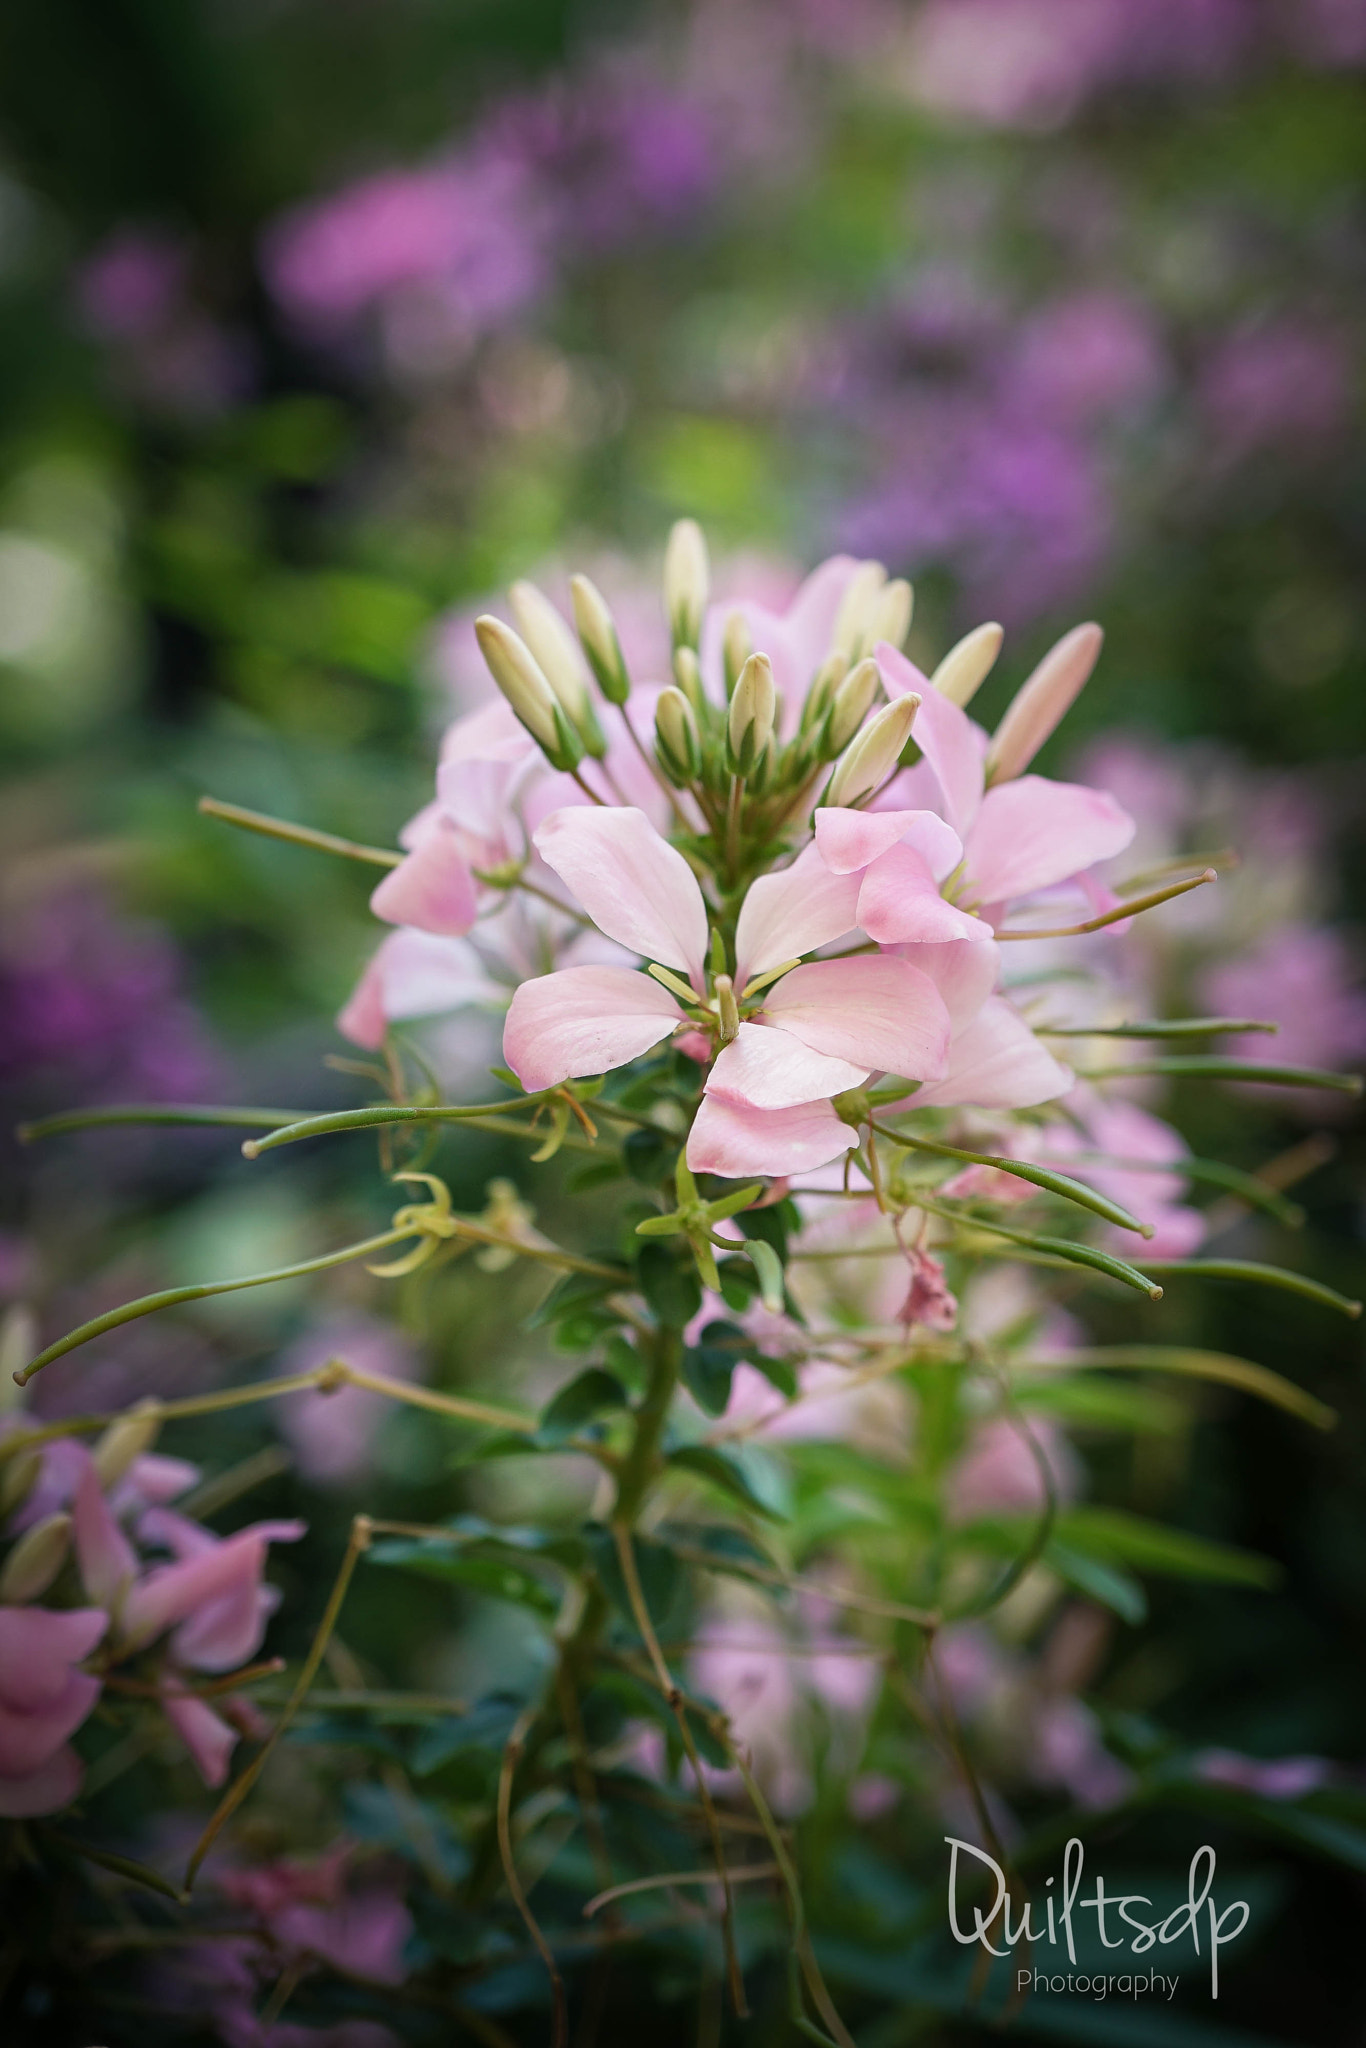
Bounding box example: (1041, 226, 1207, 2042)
(1205, 925, 1366, 1102)
(1196, 1749, 1333, 1800)
(0, 1604, 107, 1816)
(948, 1414, 1081, 1523)
(1031, 1695, 1132, 1809)
(854, 644, 1136, 919)
(899, 1248, 958, 1331)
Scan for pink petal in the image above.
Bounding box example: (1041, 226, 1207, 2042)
(534, 807, 708, 986)
(877, 642, 985, 835)
(686, 1095, 857, 1178)
(734, 843, 861, 989)
(369, 825, 478, 938)
(0, 1606, 107, 1712)
(162, 1691, 239, 1787)
(0, 1668, 103, 1773)
(856, 844, 993, 945)
(337, 953, 388, 1050)
(964, 777, 1135, 906)
(344, 929, 496, 1051)
(706, 1022, 869, 1111)
(122, 1523, 304, 1655)
(814, 806, 962, 881)
(891, 938, 1002, 1032)
(504, 965, 683, 1090)
(0, 1743, 84, 1818)
(762, 956, 950, 1081)
(914, 997, 1072, 1109)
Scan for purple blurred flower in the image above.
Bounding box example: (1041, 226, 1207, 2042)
(1009, 291, 1164, 423)
(1199, 319, 1352, 458)
(77, 228, 187, 340)
(0, 888, 219, 1107)
(1196, 1747, 1334, 1798)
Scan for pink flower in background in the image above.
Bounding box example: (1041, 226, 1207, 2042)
(274, 1316, 417, 1485)
(1010, 291, 1164, 423)
(691, 1607, 879, 1812)
(948, 1413, 1081, 1523)
(77, 228, 187, 339)
(899, 1248, 959, 1331)
(0, 1605, 107, 1816)
(1031, 1694, 1132, 1808)
(1205, 925, 1366, 1095)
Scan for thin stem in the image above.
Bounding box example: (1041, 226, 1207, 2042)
(571, 768, 608, 808)
(611, 1520, 747, 2019)
(198, 795, 401, 867)
(498, 1702, 569, 2048)
(724, 775, 743, 881)
(584, 1864, 779, 1918)
(995, 867, 1215, 940)
(185, 1514, 374, 1888)
(19, 1102, 313, 1143)
(240, 1094, 564, 1156)
(1038, 1017, 1276, 1039)
(16, 1229, 416, 1386)
(621, 708, 694, 831)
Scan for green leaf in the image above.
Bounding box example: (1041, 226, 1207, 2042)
(1046, 1538, 1148, 1624)
(706, 1181, 765, 1222)
(717, 1255, 759, 1312)
(666, 1445, 785, 1520)
(927, 1201, 1162, 1298)
(682, 1320, 748, 1416)
(529, 1268, 616, 1330)
(623, 1126, 675, 1184)
(1084, 1056, 1361, 1094)
(537, 1368, 629, 1444)
(368, 1541, 560, 1614)
(887, 1126, 1150, 1235)
(636, 1240, 702, 1326)
(584, 1526, 685, 1630)
(1056, 1507, 1279, 1587)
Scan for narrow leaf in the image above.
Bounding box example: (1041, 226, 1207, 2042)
(537, 1368, 629, 1444)
(1045, 1539, 1148, 1625)
(926, 1201, 1161, 1299)
(1057, 1507, 1279, 1587)
(882, 1126, 1150, 1236)
(1025, 1346, 1336, 1430)
(1082, 1057, 1361, 1095)
(742, 1237, 786, 1313)
(1042, 1018, 1277, 1039)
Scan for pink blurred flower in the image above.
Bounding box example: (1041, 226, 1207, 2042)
(0, 1604, 107, 1816)
(77, 228, 186, 339)
(1200, 321, 1352, 458)
(899, 1247, 959, 1331)
(1031, 1694, 1132, 1808)
(1204, 925, 1366, 1090)
(1196, 1748, 1334, 1799)
(1010, 292, 1164, 422)
(274, 1316, 417, 1485)
(948, 1413, 1081, 1523)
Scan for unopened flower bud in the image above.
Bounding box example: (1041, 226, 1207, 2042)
(655, 685, 702, 783)
(830, 559, 887, 662)
(826, 692, 921, 808)
(932, 621, 1003, 707)
(801, 650, 847, 733)
(714, 973, 740, 1045)
(868, 577, 914, 652)
(672, 644, 707, 716)
(509, 581, 605, 756)
(92, 1398, 162, 1488)
(0, 1447, 42, 1515)
(476, 614, 585, 771)
(824, 655, 882, 755)
(722, 610, 752, 697)
(0, 1511, 72, 1602)
(727, 652, 776, 775)
(664, 518, 710, 651)
(985, 621, 1103, 784)
(569, 574, 631, 705)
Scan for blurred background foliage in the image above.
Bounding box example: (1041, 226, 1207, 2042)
(0, 2, 1363, 2043)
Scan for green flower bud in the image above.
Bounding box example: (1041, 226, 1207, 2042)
(722, 610, 752, 697)
(92, 1399, 162, 1488)
(569, 574, 631, 705)
(801, 650, 847, 734)
(726, 652, 776, 776)
(655, 685, 702, 783)
(672, 644, 707, 717)
(0, 1511, 72, 1603)
(664, 518, 710, 651)
(830, 559, 887, 662)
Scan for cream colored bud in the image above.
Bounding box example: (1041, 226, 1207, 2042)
(672, 644, 706, 716)
(830, 559, 887, 662)
(826, 693, 921, 808)
(868, 577, 914, 652)
(824, 655, 883, 754)
(714, 973, 740, 1045)
(475, 614, 584, 770)
(92, 1398, 162, 1489)
(932, 621, 1003, 707)
(722, 609, 752, 696)
(655, 685, 702, 782)
(985, 621, 1103, 785)
(569, 573, 631, 705)
(0, 1304, 36, 1396)
(727, 652, 776, 774)
(0, 1511, 72, 1602)
(509, 581, 591, 723)
(664, 518, 710, 650)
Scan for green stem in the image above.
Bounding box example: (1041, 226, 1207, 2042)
(241, 1096, 563, 1156)
(15, 1229, 415, 1385)
(19, 1103, 312, 1143)
(613, 1324, 682, 1523)
(198, 795, 401, 867)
